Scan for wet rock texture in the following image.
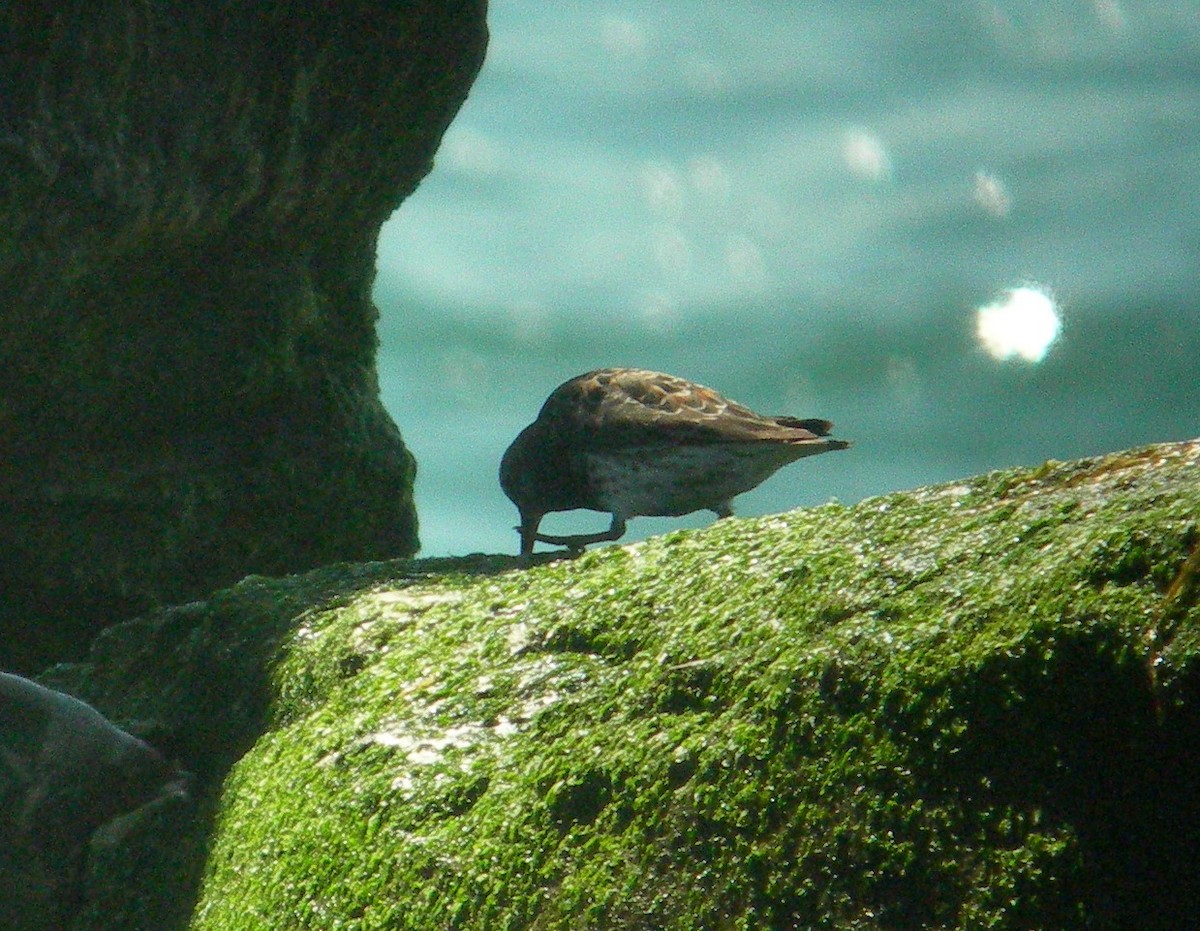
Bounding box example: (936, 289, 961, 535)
(40, 441, 1200, 930)
(0, 1, 488, 671)
(0, 673, 187, 931)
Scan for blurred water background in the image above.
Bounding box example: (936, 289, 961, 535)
(374, 1, 1200, 557)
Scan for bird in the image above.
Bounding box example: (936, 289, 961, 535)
(499, 368, 851, 556)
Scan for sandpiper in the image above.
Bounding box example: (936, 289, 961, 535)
(500, 368, 851, 556)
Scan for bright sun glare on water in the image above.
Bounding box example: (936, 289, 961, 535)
(975, 286, 1062, 363)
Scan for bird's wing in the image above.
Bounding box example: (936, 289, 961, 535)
(545, 368, 836, 446)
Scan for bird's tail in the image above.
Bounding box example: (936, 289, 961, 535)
(774, 416, 834, 435)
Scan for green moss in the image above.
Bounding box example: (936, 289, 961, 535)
(57, 441, 1200, 930)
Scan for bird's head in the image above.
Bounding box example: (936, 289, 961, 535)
(499, 425, 546, 555)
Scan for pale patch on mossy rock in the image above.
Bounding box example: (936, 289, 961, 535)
(47, 440, 1200, 930)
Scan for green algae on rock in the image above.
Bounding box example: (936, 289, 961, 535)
(47, 441, 1200, 930)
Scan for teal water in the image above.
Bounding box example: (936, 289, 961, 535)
(375, 2, 1200, 557)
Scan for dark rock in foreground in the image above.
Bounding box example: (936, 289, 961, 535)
(34, 440, 1200, 930)
(0, 673, 188, 931)
(0, 1, 488, 671)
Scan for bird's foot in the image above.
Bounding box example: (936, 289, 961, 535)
(532, 516, 627, 554)
(532, 530, 610, 553)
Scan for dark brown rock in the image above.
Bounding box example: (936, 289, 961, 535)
(0, 1, 488, 670)
(0, 672, 188, 929)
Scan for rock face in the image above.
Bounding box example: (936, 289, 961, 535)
(0, 673, 187, 930)
(0, 1, 488, 671)
(39, 441, 1200, 930)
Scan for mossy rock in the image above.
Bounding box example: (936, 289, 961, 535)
(0, 1, 489, 672)
(47, 440, 1200, 930)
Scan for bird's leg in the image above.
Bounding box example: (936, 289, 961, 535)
(533, 514, 627, 552)
(517, 514, 545, 558)
(710, 501, 734, 519)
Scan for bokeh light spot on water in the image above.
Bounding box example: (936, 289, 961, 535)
(724, 233, 767, 289)
(600, 17, 649, 58)
(679, 54, 728, 94)
(1091, 0, 1127, 32)
(842, 128, 892, 182)
(641, 161, 686, 218)
(637, 291, 679, 328)
(652, 226, 692, 279)
(975, 286, 1062, 362)
(687, 155, 731, 205)
(973, 169, 1011, 217)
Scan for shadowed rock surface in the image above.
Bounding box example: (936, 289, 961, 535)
(37, 440, 1200, 930)
(0, 673, 187, 930)
(0, 1, 488, 672)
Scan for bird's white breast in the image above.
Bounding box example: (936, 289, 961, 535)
(586, 444, 797, 518)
